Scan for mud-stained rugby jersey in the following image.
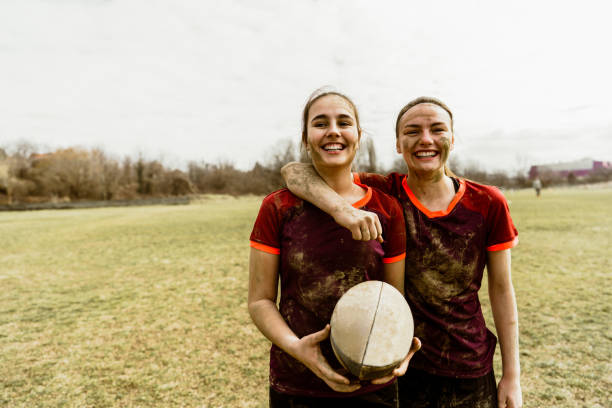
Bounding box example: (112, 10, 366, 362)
(355, 172, 518, 378)
(249, 185, 406, 397)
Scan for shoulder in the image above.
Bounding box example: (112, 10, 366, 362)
(260, 188, 302, 210)
(462, 179, 508, 205)
(256, 189, 304, 222)
(355, 172, 405, 195)
(460, 179, 515, 230)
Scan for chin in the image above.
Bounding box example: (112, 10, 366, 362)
(409, 164, 444, 175)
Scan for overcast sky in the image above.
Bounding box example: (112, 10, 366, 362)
(1, 0, 611, 172)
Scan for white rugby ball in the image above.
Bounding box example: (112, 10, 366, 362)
(330, 280, 414, 380)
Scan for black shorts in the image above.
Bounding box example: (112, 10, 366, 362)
(269, 382, 398, 408)
(398, 368, 497, 408)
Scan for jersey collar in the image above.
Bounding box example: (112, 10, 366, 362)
(352, 183, 372, 208)
(401, 176, 465, 218)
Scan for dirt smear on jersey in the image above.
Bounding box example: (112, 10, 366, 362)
(404, 212, 478, 315)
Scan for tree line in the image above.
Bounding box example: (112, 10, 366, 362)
(0, 141, 609, 205)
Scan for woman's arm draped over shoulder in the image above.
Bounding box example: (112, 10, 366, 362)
(281, 162, 382, 242)
(487, 249, 523, 408)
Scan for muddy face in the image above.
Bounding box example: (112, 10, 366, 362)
(439, 136, 452, 165)
(395, 103, 454, 179)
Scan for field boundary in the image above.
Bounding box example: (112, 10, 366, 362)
(0, 196, 191, 211)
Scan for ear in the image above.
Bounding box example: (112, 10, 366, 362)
(450, 133, 455, 151)
(396, 138, 401, 154)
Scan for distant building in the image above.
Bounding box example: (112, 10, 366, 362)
(529, 158, 612, 180)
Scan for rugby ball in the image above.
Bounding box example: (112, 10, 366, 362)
(330, 280, 413, 380)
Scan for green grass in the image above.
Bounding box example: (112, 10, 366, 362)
(0, 188, 611, 407)
(486, 187, 612, 407)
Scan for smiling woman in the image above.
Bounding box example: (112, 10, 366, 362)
(247, 88, 419, 407)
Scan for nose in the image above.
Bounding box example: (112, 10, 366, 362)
(327, 120, 341, 137)
(419, 130, 434, 145)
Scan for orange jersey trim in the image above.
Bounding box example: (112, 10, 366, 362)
(402, 176, 466, 218)
(487, 236, 518, 251)
(351, 184, 372, 208)
(383, 252, 406, 264)
(353, 172, 361, 184)
(249, 240, 280, 255)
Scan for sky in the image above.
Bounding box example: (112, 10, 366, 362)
(1, 0, 611, 173)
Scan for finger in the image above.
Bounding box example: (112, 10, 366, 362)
(497, 392, 506, 408)
(392, 354, 410, 377)
(360, 226, 371, 241)
(320, 368, 352, 386)
(327, 380, 361, 393)
(409, 337, 422, 355)
(371, 374, 394, 384)
(350, 225, 362, 241)
(505, 396, 517, 408)
(369, 228, 378, 242)
(366, 218, 378, 242)
(306, 324, 331, 344)
(316, 358, 353, 386)
(374, 216, 383, 243)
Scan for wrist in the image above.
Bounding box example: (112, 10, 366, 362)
(501, 370, 521, 381)
(331, 201, 355, 220)
(284, 336, 303, 361)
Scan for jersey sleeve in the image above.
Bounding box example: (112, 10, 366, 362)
(249, 193, 283, 255)
(485, 187, 518, 251)
(381, 195, 407, 263)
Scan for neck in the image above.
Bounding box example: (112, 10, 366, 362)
(405, 169, 455, 201)
(312, 163, 358, 199)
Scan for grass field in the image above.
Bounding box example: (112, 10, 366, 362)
(0, 188, 610, 407)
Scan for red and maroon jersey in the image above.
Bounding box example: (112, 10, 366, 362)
(355, 172, 518, 378)
(250, 184, 406, 397)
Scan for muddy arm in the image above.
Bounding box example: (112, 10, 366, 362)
(281, 162, 382, 242)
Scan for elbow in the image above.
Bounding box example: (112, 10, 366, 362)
(280, 162, 297, 183)
(247, 301, 258, 322)
(247, 298, 258, 316)
(248, 298, 273, 322)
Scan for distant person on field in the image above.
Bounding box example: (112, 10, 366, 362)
(282, 96, 523, 408)
(248, 88, 420, 408)
(532, 177, 542, 197)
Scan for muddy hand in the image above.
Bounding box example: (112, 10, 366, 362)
(334, 207, 383, 243)
(292, 324, 361, 393)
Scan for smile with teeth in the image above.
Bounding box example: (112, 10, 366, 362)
(322, 143, 345, 151)
(415, 151, 437, 158)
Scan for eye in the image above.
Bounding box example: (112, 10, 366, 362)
(313, 122, 327, 128)
(433, 128, 445, 133)
(339, 121, 353, 127)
